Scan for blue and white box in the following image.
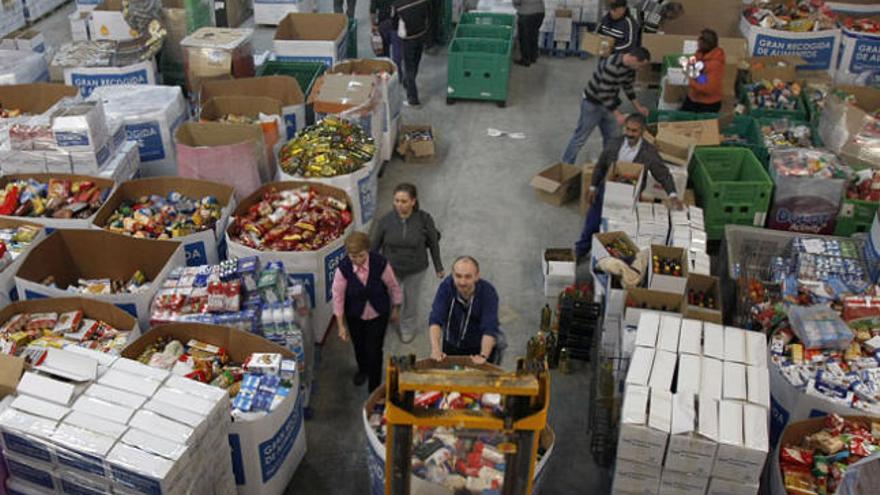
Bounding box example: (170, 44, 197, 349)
(273, 13, 349, 67)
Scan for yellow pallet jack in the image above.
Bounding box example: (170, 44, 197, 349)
(383, 355, 550, 495)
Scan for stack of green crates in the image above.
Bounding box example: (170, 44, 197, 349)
(690, 147, 774, 240)
(749, 117, 822, 168)
(447, 13, 515, 106)
(257, 61, 326, 126)
(648, 110, 720, 124)
(739, 81, 809, 121)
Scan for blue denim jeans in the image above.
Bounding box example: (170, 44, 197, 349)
(379, 20, 403, 83)
(562, 98, 619, 164)
(575, 184, 604, 258)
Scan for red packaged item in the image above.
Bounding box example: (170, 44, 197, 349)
(782, 446, 815, 467)
(825, 414, 846, 435)
(26, 313, 58, 332)
(849, 436, 872, 457)
(53, 311, 84, 334)
(414, 391, 443, 409)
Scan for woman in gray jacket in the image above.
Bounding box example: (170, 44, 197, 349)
(371, 183, 444, 343)
(514, 0, 545, 67)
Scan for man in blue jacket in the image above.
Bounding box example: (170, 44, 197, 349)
(429, 256, 499, 365)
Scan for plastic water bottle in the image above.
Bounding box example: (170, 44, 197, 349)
(261, 307, 274, 338)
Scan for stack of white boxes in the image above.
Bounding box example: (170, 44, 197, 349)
(0, 348, 236, 495)
(636, 202, 670, 251)
(670, 207, 711, 276)
(22, 0, 69, 24)
(613, 312, 770, 495)
(0, 97, 139, 179)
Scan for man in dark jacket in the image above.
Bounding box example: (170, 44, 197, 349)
(576, 113, 685, 259)
(429, 256, 500, 365)
(598, 0, 640, 55)
(392, 0, 430, 106)
(371, 0, 402, 75)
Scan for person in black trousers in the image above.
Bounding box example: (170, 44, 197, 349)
(514, 0, 546, 66)
(392, 0, 430, 106)
(332, 232, 403, 392)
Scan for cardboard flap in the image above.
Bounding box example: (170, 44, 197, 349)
(0, 354, 25, 399)
(309, 74, 377, 114)
(531, 163, 580, 194)
(175, 121, 264, 148)
(201, 96, 285, 121)
(0, 84, 78, 114)
(530, 176, 563, 194)
(16, 229, 181, 287)
(93, 0, 124, 11)
(657, 120, 721, 146)
(122, 323, 294, 362)
(747, 56, 808, 82)
(0, 297, 138, 333)
(199, 76, 305, 106)
(92, 177, 235, 228)
(329, 59, 397, 77)
(275, 13, 348, 42)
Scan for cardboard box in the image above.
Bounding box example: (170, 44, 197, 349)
(649, 350, 677, 392)
(14, 229, 184, 328)
(12, 30, 45, 53)
(89, 0, 137, 41)
(542, 248, 575, 298)
(700, 357, 723, 400)
(604, 161, 644, 209)
(683, 274, 722, 324)
(659, 469, 709, 495)
(617, 384, 669, 466)
(745, 331, 767, 368)
(0, 174, 115, 230)
(656, 315, 681, 353)
(702, 323, 725, 360)
(612, 458, 662, 495)
(579, 31, 613, 57)
(648, 389, 673, 438)
(635, 311, 661, 348)
(199, 95, 283, 172)
(200, 76, 307, 141)
(819, 86, 880, 170)
(592, 231, 639, 266)
(226, 181, 353, 343)
(724, 327, 747, 364)
(706, 477, 759, 495)
(397, 124, 436, 163)
(309, 73, 385, 163)
(180, 28, 255, 93)
(531, 163, 581, 207)
(274, 13, 349, 67)
(69, 11, 92, 41)
(740, 10, 840, 72)
(747, 365, 770, 409)
(623, 288, 684, 328)
(122, 323, 307, 494)
(0, 84, 76, 116)
(677, 354, 701, 396)
(678, 319, 702, 355)
(723, 361, 747, 401)
(92, 177, 235, 267)
(63, 60, 158, 98)
(648, 245, 688, 294)
(656, 0, 743, 39)
(553, 9, 573, 44)
(579, 162, 595, 216)
(713, 401, 768, 485)
(657, 120, 721, 152)
(625, 346, 656, 388)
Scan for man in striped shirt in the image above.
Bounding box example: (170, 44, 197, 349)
(561, 46, 652, 165)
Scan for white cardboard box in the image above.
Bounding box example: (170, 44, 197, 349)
(666, 395, 717, 477)
(10, 396, 70, 422)
(626, 346, 656, 388)
(273, 13, 348, 67)
(713, 402, 768, 485)
(71, 395, 135, 425)
(648, 350, 677, 392)
(617, 385, 669, 466)
(722, 361, 747, 402)
(17, 372, 76, 406)
(702, 323, 725, 360)
(747, 366, 770, 409)
(612, 458, 662, 495)
(678, 319, 702, 355)
(677, 354, 702, 396)
(648, 245, 688, 294)
(106, 442, 185, 495)
(657, 315, 681, 353)
(700, 358, 723, 400)
(64, 60, 158, 98)
(706, 477, 759, 495)
(89, 3, 135, 41)
(97, 369, 161, 397)
(658, 468, 709, 495)
(635, 311, 661, 348)
(649, 390, 673, 435)
(745, 331, 767, 368)
(724, 327, 747, 364)
(254, 0, 318, 26)
(541, 248, 576, 298)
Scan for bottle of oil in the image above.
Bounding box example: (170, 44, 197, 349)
(540, 304, 552, 332)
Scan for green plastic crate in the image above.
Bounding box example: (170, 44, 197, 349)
(257, 61, 326, 125)
(720, 116, 762, 162)
(454, 24, 513, 41)
(691, 147, 774, 240)
(459, 12, 516, 27)
(660, 54, 684, 78)
(648, 110, 720, 124)
(750, 117, 822, 168)
(739, 81, 808, 121)
(447, 38, 512, 104)
(347, 18, 358, 59)
(835, 198, 880, 236)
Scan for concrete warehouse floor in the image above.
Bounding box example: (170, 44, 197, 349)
(32, 2, 650, 492)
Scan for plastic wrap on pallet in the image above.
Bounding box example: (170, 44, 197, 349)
(0, 50, 48, 85)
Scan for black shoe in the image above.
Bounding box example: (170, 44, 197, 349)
(353, 372, 367, 386)
(515, 59, 531, 67)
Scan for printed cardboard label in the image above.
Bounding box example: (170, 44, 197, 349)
(67, 64, 154, 97)
(125, 121, 165, 162)
(751, 32, 838, 71)
(284, 113, 298, 140)
(184, 241, 208, 267)
(324, 245, 346, 303)
(259, 389, 304, 482)
(849, 34, 880, 73)
(289, 273, 316, 309)
(276, 55, 335, 67)
(357, 168, 377, 225)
